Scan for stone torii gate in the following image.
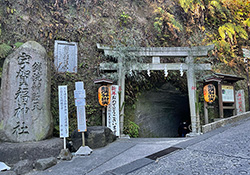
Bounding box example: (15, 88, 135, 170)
(97, 43, 214, 136)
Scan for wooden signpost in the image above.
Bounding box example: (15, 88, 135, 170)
(74, 81, 92, 156)
(97, 44, 214, 136)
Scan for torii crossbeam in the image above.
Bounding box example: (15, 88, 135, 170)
(97, 43, 214, 136)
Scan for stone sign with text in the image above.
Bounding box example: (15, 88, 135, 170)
(236, 90, 245, 114)
(0, 41, 53, 142)
(54, 40, 78, 73)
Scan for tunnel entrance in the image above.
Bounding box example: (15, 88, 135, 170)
(134, 83, 190, 137)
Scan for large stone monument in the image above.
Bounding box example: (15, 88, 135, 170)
(0, 41, 53, 142)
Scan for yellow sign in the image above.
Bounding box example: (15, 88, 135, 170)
(98, 86, 111, 106)
(203, 84, 216, 103)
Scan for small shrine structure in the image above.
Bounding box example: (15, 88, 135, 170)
(203, 73, 244, 123)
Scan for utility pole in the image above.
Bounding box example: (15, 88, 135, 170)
(242, 48, 250, 111)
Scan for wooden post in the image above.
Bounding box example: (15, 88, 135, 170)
(218, 82, 224, 118)
(82, 132, 85, 147)
(233, 84, 236, 115)
(204, 101, 209, 124)
(63, 137, 66, 150)
(102, 107, 105, 126)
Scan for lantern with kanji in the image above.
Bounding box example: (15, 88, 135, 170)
(203, 84, 216, 103)
(98, 85, 111, 106)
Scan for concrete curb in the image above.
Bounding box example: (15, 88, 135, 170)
(202, 111, 250, 133)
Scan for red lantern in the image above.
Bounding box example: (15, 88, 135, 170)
(203, 84, 216, 103)
(98, 86, 111, 106)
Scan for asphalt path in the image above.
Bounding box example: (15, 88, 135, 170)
(26, 116, 250, 175)
(26, 137, 189, 175)
(126, 117, 250, 175)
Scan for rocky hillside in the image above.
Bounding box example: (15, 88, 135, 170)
(0, 0, 249, 136)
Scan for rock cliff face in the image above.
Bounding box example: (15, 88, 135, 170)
(135, 83, 190, 137)
(0, 0, 158, 129)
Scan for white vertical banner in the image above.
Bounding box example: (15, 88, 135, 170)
(236, 90, 246, 114)
(58, 85, 69, 138)
(74, 82, 87, 132)
(107, 85, 120, 136)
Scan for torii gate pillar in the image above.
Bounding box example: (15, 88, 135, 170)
(186, 55, 199, 135)
(118, 57, 126, 135)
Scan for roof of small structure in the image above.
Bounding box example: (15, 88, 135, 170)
(94, 78, 113, 85)
(204, 73, 244, 83)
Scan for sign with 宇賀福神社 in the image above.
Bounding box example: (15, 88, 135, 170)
(0, 41, 52, 143)
(107, 85, 120, 136)
(222, 85, 234, 102)
(58, 85, 69, 138)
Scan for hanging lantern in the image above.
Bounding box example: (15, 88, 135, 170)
(203, 84, 216, 103)
(98, 85, 111, 106)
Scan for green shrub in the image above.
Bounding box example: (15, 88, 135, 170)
(0, 43, 12, 59)
(124, 120, 140, 138)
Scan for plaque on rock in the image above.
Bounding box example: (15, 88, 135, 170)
(0, 41, 53, 142)
(54, 40, 78, 73)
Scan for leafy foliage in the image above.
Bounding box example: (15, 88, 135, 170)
(124, 119, 140, 138)
(14, 42, 24, 48)
(119, 12, 132, 26)
(151, 2, 183, 46)
(0, 43, 12, 59)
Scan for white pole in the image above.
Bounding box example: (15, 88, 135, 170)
(64, 137, 66, 150)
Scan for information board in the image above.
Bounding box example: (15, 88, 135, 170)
(222, 85, 234, 102)
(54, 40, 78, 73)
(58, 85, 69, 138)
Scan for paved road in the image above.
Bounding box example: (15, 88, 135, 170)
(126, 117, 250, 175)
(26, 137, 189, 175)
(27, 116, 250, 175)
